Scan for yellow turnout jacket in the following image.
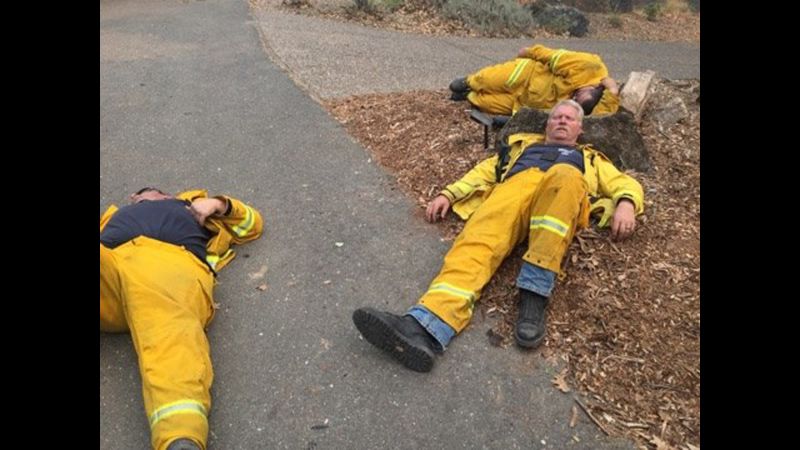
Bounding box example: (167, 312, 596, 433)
(515, 45, 619, 115)
(439, 133, 643, 222)
(99, 189, 263, 272)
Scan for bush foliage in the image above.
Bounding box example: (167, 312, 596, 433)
(441, 0, 533, 36)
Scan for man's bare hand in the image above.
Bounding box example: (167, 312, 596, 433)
(601, 77, 619, 96)
(426, 195, 451, 223)
(189, 198, 226, 225)
(610, 200, 636, 241)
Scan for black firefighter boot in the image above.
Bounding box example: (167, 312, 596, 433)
(352, 307, 438, 372)
(515, 289, 549, 349)
(166, 438, 201, 450)
(449, 77, 470, 101)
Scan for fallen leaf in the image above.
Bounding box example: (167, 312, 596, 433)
(552, 369, 570, 393)
(248, 265, 268, 280)
(256, 284, 267, 291)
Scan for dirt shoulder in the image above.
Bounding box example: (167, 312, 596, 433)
(252, 0, 700, 43)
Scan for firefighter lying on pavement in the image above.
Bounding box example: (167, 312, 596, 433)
(449, 44, 620, 117)
(100, 187, 263, 450)
(353, 99, 643, 373)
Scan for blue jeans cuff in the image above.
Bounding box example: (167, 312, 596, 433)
(406, 305, 455, 352)
(516, 262, 556, 297)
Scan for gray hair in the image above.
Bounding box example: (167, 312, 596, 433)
(549, 99, 584, 124)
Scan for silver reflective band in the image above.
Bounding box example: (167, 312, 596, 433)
(428, 282, 476, 309)
(149, 400, 207, 427)
(206, 249, 232, 270)
(232, 206, 255, 237)
(530, 215, 569, 237)
(549, 49, 566, 72)
(506, 59, 530, 87)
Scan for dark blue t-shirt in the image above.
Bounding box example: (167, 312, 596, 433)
(100, 199, 212, 264)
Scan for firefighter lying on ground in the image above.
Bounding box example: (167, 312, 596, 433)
(353, 99, 642, 372)
(449, 44, 620, 117)
(100, 187, 263, 450)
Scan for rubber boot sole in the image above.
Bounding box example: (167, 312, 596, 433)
(450, 91, 469, 101)
(352, 308, 434, 373)
(515, 329, 545, 349)
(449, 77, 469, 92)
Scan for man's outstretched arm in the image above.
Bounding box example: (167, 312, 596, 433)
(208, 195, 263, 243)
(179, 190, 263, 243)
(592, 154, 644, 242)
(189, 197, 228, 225)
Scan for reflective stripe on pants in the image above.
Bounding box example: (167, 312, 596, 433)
(523, 165, 588, 273)
(466, 58, 534, 115)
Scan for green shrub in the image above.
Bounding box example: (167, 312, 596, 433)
(643, 2, 661, 21)
(442, 0, 533, 36)
(377, 0, 406, 12)
(542, 15, 571, 35)
(608, 14, 623, 28)
(608, 0, 633, 13)
(353, 0, 374, 12)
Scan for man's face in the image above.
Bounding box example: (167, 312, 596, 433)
(545, 104, 583, 145)
(130, 187, 172, 204)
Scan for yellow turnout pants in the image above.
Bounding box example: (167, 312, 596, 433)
(100, 237, 216, 450)
(418, 165, 588, 333)
(466, 58, 534, 115)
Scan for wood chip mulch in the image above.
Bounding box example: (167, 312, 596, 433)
(324, 79, 700, 450)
